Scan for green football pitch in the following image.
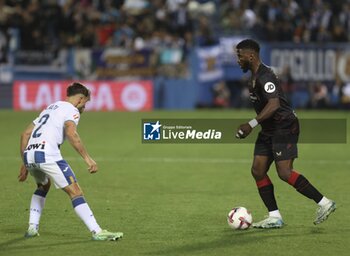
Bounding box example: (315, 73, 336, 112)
(0, 110, 349, 256)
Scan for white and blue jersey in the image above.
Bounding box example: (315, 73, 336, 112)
(24, 101, 80, 164)
(23, 101, 80, 188)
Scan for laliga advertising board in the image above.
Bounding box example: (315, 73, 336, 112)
(13, 81, 153, 111)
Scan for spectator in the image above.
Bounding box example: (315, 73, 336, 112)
(330, 77, 344, 108)
(196, 16, 217, 46)
(341, 82, 350, 109)
(309, 81, 329, 109)
(279, 66, 295, 104)
(0, 28, 9, 63)
(212, 81, 231, 108)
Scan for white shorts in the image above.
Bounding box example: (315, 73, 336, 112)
(26, 160, 77, 189)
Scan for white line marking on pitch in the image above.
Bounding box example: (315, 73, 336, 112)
(3, 156, 350, 165)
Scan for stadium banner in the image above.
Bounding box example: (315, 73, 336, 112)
(90, 48, 156, 79)
(194, 45, 223, 82)
(141, 119, 346, 144)
(13, 81, 153, 111)
(266, 43, 350, 83)
(208, 41, 350, 82)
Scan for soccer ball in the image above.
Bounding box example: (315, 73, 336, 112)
(227, 207, 253, 230)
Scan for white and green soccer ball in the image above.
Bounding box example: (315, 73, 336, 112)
(227, 206, 253, 230)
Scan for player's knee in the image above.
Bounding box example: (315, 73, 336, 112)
(37, 179, 51, 192)
(68, 189, 83, 199)
(70, 187, 83, 198)
(63, 183, 83, 198)
(277, 169, 291, 182)
(251, 166, 265, 180)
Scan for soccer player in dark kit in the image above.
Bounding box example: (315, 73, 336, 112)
(234, 39, 336, 228)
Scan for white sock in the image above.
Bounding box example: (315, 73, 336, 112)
(29, 193, 47, 230)
(269, 210, 282, 219)
(72, 196, 102, 234)
(317, 196, 331, 206)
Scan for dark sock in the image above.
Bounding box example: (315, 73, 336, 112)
(256, 176, 278, 211)
(288, 170, 323, 203)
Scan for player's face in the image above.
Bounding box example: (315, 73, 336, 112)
(76, 95, 90, 114)
(236, 49, 252, 73)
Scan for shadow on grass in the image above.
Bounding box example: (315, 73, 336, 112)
(147, 227, 334, 256)
(0, 231, 92, 254)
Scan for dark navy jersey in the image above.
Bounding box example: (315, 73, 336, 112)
(249, 64, 298, 135)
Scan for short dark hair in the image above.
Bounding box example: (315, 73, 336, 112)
(66, 82, 90, 97)
(236, 39, 260, 53)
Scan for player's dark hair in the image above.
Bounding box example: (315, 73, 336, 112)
(66, 82, 90, 97)
(236, 39, 260, 53)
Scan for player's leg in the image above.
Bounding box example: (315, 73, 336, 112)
(63, 182, 102, 235)
(48, 160, 103, 235)
(252, 155, 277, 214)
(63, 181, 123, 240)
(251, 133, 284, 228)
(274, 144, 336, 225)
(251, 155, 284, 228)
(275, 158, 325, 201)
(43, 159, 122, 240)
(25, 167, 51, 238)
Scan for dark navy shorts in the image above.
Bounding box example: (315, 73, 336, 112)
(254, 131, 299, 161)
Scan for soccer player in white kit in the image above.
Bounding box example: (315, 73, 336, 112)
(18, 82, 123, 241)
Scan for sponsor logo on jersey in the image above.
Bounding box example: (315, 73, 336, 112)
(26, 141, 46, 150)
(264, 82, 276, 93)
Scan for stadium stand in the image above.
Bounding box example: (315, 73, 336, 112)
(0, 0, 350, 109)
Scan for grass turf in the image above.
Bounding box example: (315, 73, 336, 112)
(0, 109, 349, 256)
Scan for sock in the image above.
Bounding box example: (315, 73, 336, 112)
(269, 210, 282, 219)
(317, 196, 331, 206)
(72, 196, 102, 234)
(28, 189, 48, 230)
(256, 176, 279, 212)
(287, 170, 323, 203)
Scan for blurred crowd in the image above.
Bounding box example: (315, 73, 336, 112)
(0, 0, 219, 52)
(0, 0, 349, 52)
(1, 0, 350, 109)
(220, 0, 350, 42)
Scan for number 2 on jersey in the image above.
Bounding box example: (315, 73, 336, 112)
(32, 114, 50, 138)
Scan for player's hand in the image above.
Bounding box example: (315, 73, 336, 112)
(235, 123, 252, 139)
(86, 158, 98, 173)
(18, 164, 28, 182)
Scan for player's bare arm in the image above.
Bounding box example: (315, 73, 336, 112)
(18, 123, 35, 181)
(64, 120, 98, 173)
(236, 98, 280, 139)
(20, 123, 35, 160)
(256, 98, 280, 123)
